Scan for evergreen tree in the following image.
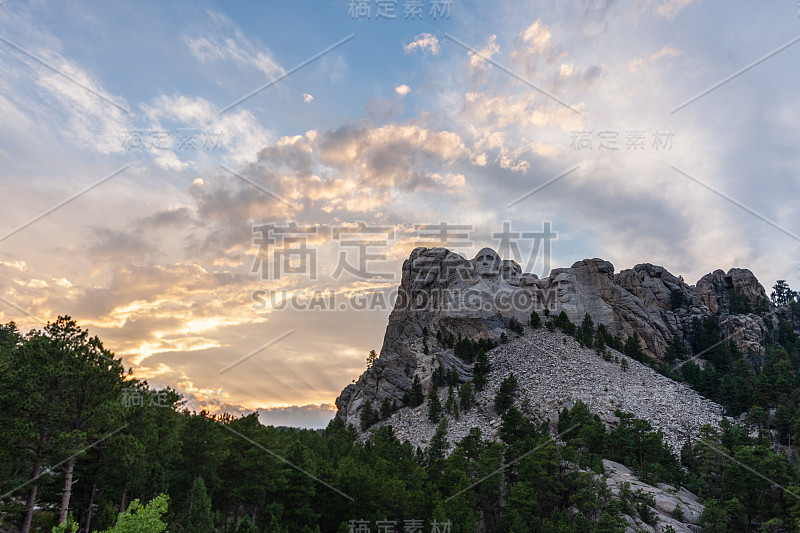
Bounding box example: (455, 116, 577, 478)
(104, 495, 170, 533)
(409, 375, 424, 407)
(182, 477, 213, 533)
(771, 280, 797, 307)
(235, 516, 258, 533)
(670, 289, 687, 310)
(623, 332, 644, 361)
(664, 335, 688, 364)
(494, 374, 518, 414)
(428, 391, 442, 422)
(426, 419, 449, 472)
(473, 350, 491, 391)
(530, 310, 541, 328)
(459, 382, 474, 412)
(2, 317, 128, 527)
(360, 400, 378, 430)
(579, 313, 594, 347)
(445, 386, 455, 415)
(365, 349, 378, 369)
(380, 398, 394, 419)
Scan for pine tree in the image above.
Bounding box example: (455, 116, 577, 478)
(459, 382, 474, 411)
(428, 391, 442, 422)
(183, 476, 214, 533)
(494, 373, 518, 414)
(366, 349, 378, 369)
(530, 310, 541, 328)
(579, 313, 594, 347)
(235, 516, 259, 533)
(409, 375, 424, 407)
(380, 397, 393, 419)
(445, 386, 455, 415)
(360, 400, 377, 430)
(427, 419, 449, 470)
(771, 280, 797, 307)
(473, 350, 491, 391)
(623, 332, 644, 361)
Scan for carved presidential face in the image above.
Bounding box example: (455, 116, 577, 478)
(555, 272, 575, 303)
(473, 248, 500, 278)
(501, 260, 522, 285)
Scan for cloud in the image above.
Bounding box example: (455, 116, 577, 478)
(303, 93, 314, 103)
(629, 45, 681, 73)
(257, 403, 336, 429)
(394, 84, 410, 96)
(404, 33, 440, 55)
(656, 0, 695, 20)
(141, 94, 273, 166)
(510, 19, 563, 79)
(469, 35, 500, 69)
(183, 16, 283, 78)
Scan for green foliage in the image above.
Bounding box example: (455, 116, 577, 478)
(102, 495, 169, 533)
(9, 308, 800, 533)
(633, 490, 657, 525)
(408, 375, 424, 407)
(428, 391, 443, 423)
(670, 289, 687, 310)
(494, 373, 517, 414)
(673, 503, 684, 521)
(530, 310, 541, 328)
(771, 280, 797, 307)
(623, 332, 644, 361)
(664, 334, 688, 364)
(445, 386, 455, 415)
(579, 313, 594, 347)
(458, 381, 474, 412)
(235, 516, 258, 533)
(729, 287, 752, 315)
(508, 318, 524, 335)
(359, 400, 379, 430)
(553, 311, 577, 335)
(52, 516, 79, 533)
(365, 349, 378, 369)
(472, 350, 491, 391)
(180, 477, 212, 533)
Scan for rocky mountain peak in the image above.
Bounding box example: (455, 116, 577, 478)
(335, 246, 773, 437)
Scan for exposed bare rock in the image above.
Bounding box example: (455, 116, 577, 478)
(335, 246, 774, 437)
(603, 460, 704, 532)
(361, 328, 724, 455)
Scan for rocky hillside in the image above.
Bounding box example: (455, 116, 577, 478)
(336, 246, 774, 437)
(359, 327, 723, 455)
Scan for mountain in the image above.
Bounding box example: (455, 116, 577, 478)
(335, 246, 774, 441)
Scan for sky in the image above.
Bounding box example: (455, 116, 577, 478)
(0, 0, 798, 428)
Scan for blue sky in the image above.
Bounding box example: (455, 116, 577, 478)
(1, 0, 798, 428)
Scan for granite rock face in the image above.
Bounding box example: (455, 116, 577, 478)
(335, 247, 772, 435)
(359, 328, 723, 455)
(602, 460, 704, 532)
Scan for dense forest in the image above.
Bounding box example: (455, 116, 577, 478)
(1, 281, 800, 532)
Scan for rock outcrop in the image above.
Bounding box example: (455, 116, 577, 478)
(357, 328, 723, 455)
(602, 460, 704, 532)
(335, 247, 773, 431)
